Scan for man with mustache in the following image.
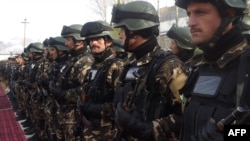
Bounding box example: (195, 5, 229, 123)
(175, 0, 250, 141)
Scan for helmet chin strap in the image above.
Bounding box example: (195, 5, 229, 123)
(124, 28, 135, 52)
(198, 17, 234, 51)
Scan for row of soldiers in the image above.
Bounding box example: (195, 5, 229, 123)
(1, 1, 193, 140)
(1, 0, 250, 141)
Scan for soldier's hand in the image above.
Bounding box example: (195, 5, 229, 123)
(115, 103, 153, 139)
(197, 118, 223, 141)
(49, 83, 65, 100)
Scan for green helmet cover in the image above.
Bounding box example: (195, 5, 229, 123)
(81, 20, 115, 39)
(167, 25, 196, 50)
(111, 1, 159, 30)
(48, 36, 67, 51)
(61, 24, 85, 40)
(28, 42, 44, 53)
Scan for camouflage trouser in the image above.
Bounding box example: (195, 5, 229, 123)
(44, 97, 56, 138)
(83, 120, 115, 141)
(56, 105, 81, 141)
(15, 83, 25, 113)
(32, 99, 47, 140)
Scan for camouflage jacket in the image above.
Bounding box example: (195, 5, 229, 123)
(118, 46, 187, 141)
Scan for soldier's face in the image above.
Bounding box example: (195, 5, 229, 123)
(65, 36, 75, 51)
(187, 2, 221, 46)
(89, 37, 111, 54)
(50, 47, 58, 60)
(119, 27, 137, 52)
(170, 40, 181, 55)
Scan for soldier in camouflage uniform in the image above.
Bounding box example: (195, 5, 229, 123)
(111, 1, 188, 141)
(77, 20, 125, 141)
(17, 47, 35, 135)
(24, 42, 47, 141)
(44, 36, 69, 141)
(34, 38, 57, 140)
(15, 52, 28, 121)
(49, 24, 94, 141)
(175, 0, 250, 141)
(7, 55, 20, 111)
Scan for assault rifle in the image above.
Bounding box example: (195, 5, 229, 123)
(79, 71, 92, 129)
(50, 59, 75, 109)
(217, 106, 250, 132)
(115, 67, 143, 141)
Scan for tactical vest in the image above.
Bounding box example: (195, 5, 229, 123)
(181, 47, 250, 141)
(115, 50, 176, 121)
(85, 58, 117, 104)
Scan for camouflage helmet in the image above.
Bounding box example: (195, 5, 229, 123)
(176, 0, 246, 12)
(111, 1, 159, 30)
(81, 20, 115, 39)
(61, 24, 85, 40)
(167, 25, 196, 50)
(28, 42, 44, 53)
(48, 36, 67, 51)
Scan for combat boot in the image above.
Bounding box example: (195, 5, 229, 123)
(21, 120, 32, 127)
(15, 112, 26, 121)
(16, 114, 26, 121)
(21, 117, 32, 126)
(27, 134, 40, 141)
(24, 127, 35, 135)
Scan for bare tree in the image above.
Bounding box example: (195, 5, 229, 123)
(90, 0, 134, 22)
(89, 0, 117, 21)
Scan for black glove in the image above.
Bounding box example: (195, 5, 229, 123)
(115, 103, 153, 139)
(72, 123, 83, 136)
(24, 80, 33, 89)
(197, 118, 223, 141)
(49, 82, 66, 100)
(77, 97, 102, 118)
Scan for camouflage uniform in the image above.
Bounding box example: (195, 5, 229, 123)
(175, 0, 250, 141)
(15, 54, 27, 119)
(77, 21, 125, 141)
(111, 1, 187, 141)
(26, 43, 47, 140)
(49, 24, 94, 141)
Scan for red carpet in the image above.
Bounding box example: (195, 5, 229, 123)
(0, 84, 27, 141)
(0, 95, 11, 109)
